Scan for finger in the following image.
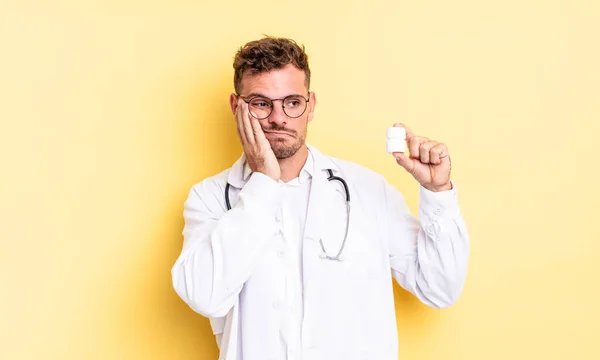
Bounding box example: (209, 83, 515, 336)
(235, 99, 248, 145)
(408, 136, 428, 159)
(240, 101, 256, 145)
(429, 143, 448, 165)
(419, 141, 438, 164)
(249, 116, 266, 143)
(393, 152, 417, 175)
(393, 123, 415, 141)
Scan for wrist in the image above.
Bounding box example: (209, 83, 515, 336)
(255, 169, 280, 182)
(424, 182, 452, 192)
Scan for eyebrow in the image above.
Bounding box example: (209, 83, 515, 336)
(245, 92, 306, 99)
(245, 92, 269, 98)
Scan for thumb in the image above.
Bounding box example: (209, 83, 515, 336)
(393, 152, 416, 175)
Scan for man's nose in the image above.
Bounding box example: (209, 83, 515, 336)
(267, 101, 287, 125)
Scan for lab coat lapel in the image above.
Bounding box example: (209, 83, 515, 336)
(301, 162, 351, 349)
(302, 165, 348, 276)
(301, 167, 330, 349)
(303, 168, 330, 248)
(303, 145, 344, 259)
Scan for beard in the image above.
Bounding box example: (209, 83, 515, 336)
(263, 123, 306, 159)
(270, 137, 303, 159)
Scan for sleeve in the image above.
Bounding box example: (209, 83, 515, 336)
(385, 179, 470, 309)
(171, 172, 283, 317)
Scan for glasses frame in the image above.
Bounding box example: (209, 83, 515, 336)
(236, 92, 311, 120)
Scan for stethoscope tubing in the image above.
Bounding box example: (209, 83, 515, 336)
(224, 169, 351, 261)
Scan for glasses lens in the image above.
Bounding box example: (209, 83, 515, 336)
(248, 97, 272, 119)
(283, 96, 307, 118)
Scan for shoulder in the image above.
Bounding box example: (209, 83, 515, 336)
(333, 158, 393, 204)
(187, 168, 230, 206)
(188, 151, 247, 196)
(307, 143, 385, 188)
(326, 155, 387, 188)
(323, 155, 398, 215)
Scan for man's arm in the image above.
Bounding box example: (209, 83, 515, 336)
(172, 97, 283, 317)
(171, 172, 282, 317)
(385, 180, 470, 308)
(384, 122, 469, 308)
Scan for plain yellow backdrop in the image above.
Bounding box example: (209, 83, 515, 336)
(1, 0, 599, 359)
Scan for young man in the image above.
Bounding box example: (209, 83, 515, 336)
(172, 36, 469, 360)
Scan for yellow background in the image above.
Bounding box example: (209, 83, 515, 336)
(1, 0, 599, 359)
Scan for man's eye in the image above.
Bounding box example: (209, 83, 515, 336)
(251, 100, 270, 108)
(285, 98, 303, 107)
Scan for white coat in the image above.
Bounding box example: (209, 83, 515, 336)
(171, 144, 470, 360)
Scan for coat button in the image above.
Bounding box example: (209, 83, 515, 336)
(277, 250, 285, 258)
(426, 220, 440, 237)
(272, 301, 281, 309)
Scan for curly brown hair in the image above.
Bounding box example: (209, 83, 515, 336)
(233, 36, 311, 94)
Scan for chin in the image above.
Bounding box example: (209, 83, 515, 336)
(271, 139, 304, 160)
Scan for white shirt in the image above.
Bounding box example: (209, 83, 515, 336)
(171, 144, 470, 360)
(249, 150, 313, 359)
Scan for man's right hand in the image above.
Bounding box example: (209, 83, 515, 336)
(235, 99, 281, 182)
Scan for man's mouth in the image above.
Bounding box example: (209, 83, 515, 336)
(264, 130, 294, 137)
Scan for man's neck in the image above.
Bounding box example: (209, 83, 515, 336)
(278, 145, 309, 183)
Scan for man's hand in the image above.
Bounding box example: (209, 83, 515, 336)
(235, 99, 281, 181)
(391, 123, 452, 192)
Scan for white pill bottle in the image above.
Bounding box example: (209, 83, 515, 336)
(386, 127, 406, 153)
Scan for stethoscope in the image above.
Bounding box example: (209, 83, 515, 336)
(224, 169, 351, 261)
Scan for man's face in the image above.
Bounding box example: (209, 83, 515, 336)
(234, 64, 316, 159)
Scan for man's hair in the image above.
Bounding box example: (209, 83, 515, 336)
(233, 36, 311, 94)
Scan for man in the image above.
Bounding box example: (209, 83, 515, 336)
(171, 36, 469, 360)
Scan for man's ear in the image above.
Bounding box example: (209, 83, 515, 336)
(229, 93, 238, 116)
(307, 91, 316, 122)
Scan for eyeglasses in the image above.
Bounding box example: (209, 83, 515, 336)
(236, 93, 310, 120)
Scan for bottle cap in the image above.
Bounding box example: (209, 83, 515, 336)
(387, 127, 406, 139)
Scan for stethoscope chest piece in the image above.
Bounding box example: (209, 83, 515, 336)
(319, 249, 346, 262)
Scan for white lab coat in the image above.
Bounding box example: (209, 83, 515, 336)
(171, 144, 469, 360)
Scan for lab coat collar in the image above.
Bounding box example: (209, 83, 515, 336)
(242, 147, 314, 185)
(226, 144, 339, 189)
(309, 143, 340, 174)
